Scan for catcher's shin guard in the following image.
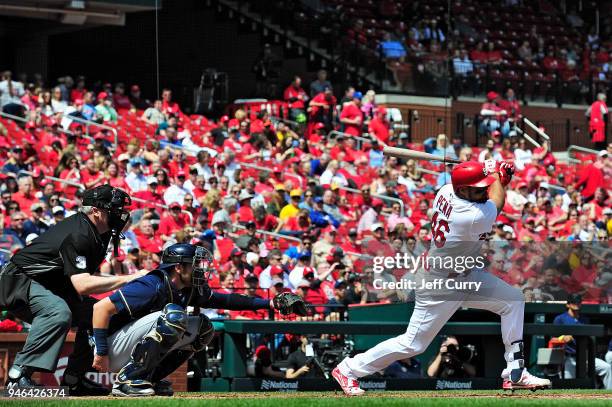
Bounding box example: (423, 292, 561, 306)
(151, 314, 214, 384)
(115, 304, 187, 386)
(151, 349, 192, 384)
(190, 314, 215, 353)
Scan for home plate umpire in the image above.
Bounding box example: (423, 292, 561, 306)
(0, 185, 145, 395)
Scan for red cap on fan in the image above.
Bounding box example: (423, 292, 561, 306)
(270, 266, 283, 276)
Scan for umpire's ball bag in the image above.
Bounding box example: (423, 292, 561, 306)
(0, 263, 32, 309)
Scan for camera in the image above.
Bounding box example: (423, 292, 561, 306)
(444, 344, 457, 355)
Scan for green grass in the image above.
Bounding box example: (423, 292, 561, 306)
(2, 390, 611, 406)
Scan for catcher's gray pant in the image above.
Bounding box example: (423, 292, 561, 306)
(338, 269, 525, 378)
(107, 311, 201, 372)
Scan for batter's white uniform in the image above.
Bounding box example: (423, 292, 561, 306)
(338, 184, 525, 378)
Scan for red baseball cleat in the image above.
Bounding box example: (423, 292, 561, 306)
(502, 369, 552, 392)
(332, 367, 365, 396)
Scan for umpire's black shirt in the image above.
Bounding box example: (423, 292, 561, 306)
(11, 212, 111, 303)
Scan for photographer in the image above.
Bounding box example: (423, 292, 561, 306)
(426, 336, 476, 379)
(254, 345, 284, 379)
(286, 336, 321, 379)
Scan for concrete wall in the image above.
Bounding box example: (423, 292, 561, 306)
(377, 95, 599, 149)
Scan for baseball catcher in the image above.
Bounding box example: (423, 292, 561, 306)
(90, 243, 308, 397)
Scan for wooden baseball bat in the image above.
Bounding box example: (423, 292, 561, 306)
(383, 146, 462, 164)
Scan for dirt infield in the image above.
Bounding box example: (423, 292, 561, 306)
(3, 390, 611, 405)
(168, 390, 610, 400)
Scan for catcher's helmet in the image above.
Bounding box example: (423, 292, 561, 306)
(451, 161, 497, 190)
(161, 243, 198, 265)
(162, 244, 214, 295)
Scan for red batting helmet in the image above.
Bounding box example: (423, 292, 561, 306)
(451, 161, 497, 190)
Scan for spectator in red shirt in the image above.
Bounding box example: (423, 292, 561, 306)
(70, 76, 87, 103)
(11, 176, 37, 217)
(368, 106, 390, 144)
(229, 275, 269, 320)
(254, 205, 281, 233)
(105, 162, 129, 191)
(574, 151, 607, 202)
(517, 217, 542, 242)
(214, 272, 236, 318)
(470, 42, 488, 64)
(480, 91, 509, 137)
(182, 193, 199, 221)
(308, 87, 336, 130)
(585, 187, 608, 221)
(283, 208, 312, 235)
(167, 150, 190, 179)
(340, 91, 364, 137)
(340, 226, 361, 253)
(586, 93, 609, 150)
(112, 83, 132, 111)
(133, 177, 164, 209)
(219, 248, 248, 283)
(304, 277, 327, 317)
(161, 88, 182, 117)
(136, 218, 163, 254)
(80, 159, 106, 189)
(58, 155, 82, 198)
(542, 50, 561, 72)
(283, 76, 309, 121)
(497, 88, 521, 122)
(159, 202, 188, 242)
(237, 190, 256, 224)
(486, 42, 502, 65)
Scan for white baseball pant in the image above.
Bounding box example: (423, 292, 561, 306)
(106, 311, 201, 372)
(338, 269, 525, 378)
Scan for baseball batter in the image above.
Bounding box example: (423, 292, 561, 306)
(333, 160, 551, 395)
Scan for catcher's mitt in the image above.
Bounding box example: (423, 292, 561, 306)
(273, 292, 309, 316)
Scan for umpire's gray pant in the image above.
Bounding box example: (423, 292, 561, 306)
(107, 311, 201, 372)
(12, 281, 72, 372)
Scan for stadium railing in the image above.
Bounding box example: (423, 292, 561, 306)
(231, 223, 302, 244)
(129, 196, 194, 225)
(327, 130, 383, 151)
(60, 113, 119, 151)
(567, 145, 600, 164)
(18, 170, 85, 190)
(238, 162, 304, 189)
(0, 111, 94, 143)
(337, 185, 405, 218)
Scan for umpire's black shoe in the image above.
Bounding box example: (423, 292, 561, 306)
(61, 374, 111, 396)
(112, 381, 155, 397)
(6, 365, 41, 387)
(5, 376, 41, 388)
(153, 379, 174, 396)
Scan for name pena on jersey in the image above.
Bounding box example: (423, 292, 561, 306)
(435, 195, 453, 218)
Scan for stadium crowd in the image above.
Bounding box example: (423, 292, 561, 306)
(0, 70, 610, 331)
(325, 0, 612, 102)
